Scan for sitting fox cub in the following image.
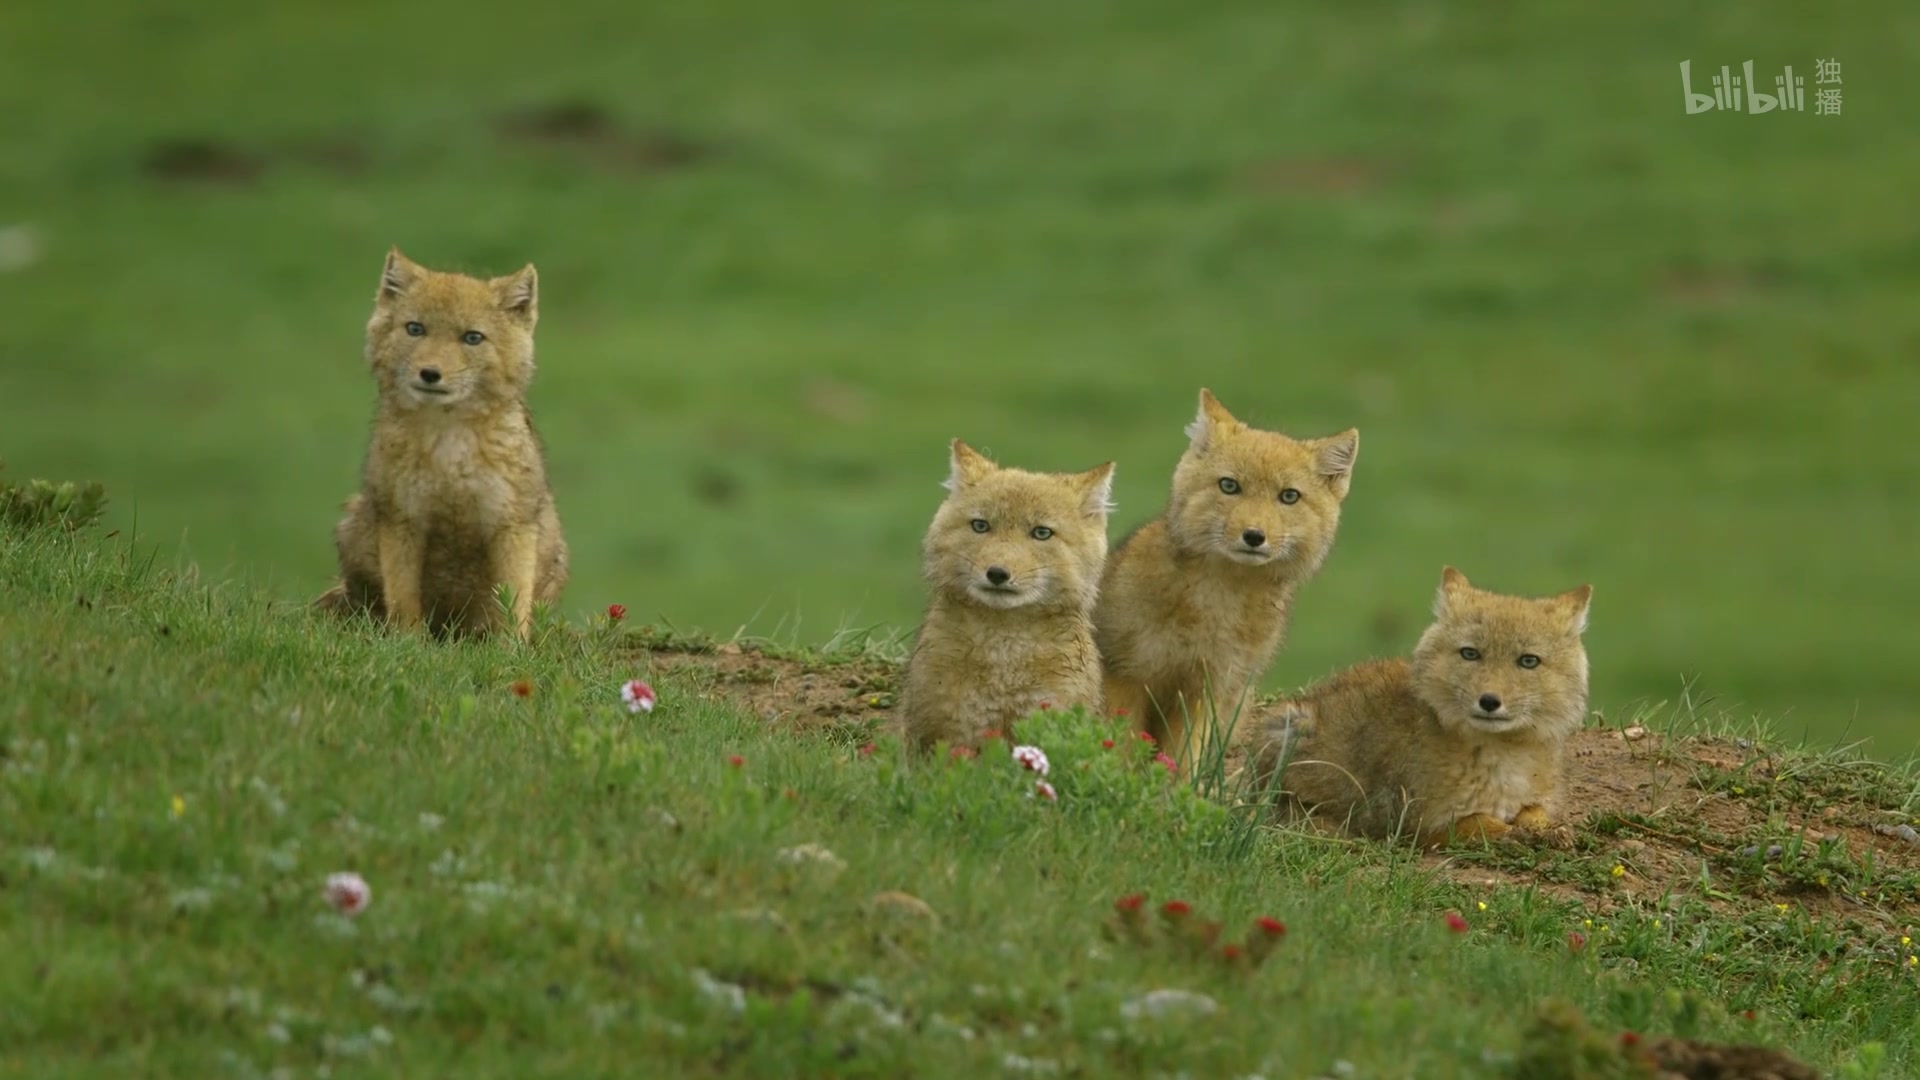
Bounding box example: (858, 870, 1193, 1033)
(1251, 567, 1593, 848)
(315, 249, 568, 640)
(901, 440, 1116, 752)
(1096, 389, 1358, 765)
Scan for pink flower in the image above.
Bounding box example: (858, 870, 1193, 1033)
(620, 679, 657, 714)
(1567, 930, 1587, 953)
(950, 745, 977, 761)
(1154, 752, 1178, 774)
(1444, 911, 1469, 933)
(1037, 700, 1053, 711)
(1033, 780, 1057, 801)
(324, 872, 370, 917)
(857, 743, 877, 758)
(1011, 744, 1051, 776)
(727, 755, 745, 768)
(607, 603, 627, 623)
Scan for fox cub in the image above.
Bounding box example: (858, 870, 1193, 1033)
(901, 440, 1116, 752)
(1095, 389, 1358, 764)
(1251, 567, 1593, 848)
(315, 249, 568, 641)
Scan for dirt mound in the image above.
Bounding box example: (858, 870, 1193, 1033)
(634, 637, 1920, 925)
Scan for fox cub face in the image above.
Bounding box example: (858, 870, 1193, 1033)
(1167, 389, 1358, 572)
(365, 248, 539, 410)
(923, 440, 1115, 612)
(1412, 567, 1593, 740)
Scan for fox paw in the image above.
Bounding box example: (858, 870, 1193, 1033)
(1508, 821, 1576, 850)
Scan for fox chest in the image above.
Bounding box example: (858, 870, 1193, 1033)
(1155, 575, 1288, 676)
(376, 430, 521, 534)
(917, 631, 1098, 721)
(1429, 746, 1555, 823)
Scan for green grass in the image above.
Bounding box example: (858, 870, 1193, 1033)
(1, 2, 1917, 751)
(5, 525, 1917, 1077)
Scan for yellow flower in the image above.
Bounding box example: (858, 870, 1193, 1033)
(1903, 936, 1912, 948)
(1908, 955, 1918, 968)
(1774, 903, 1789, 914)
(1816, 872, 1830, 887)
(1477, 901, 1488, 912)
(1610, 864, 1625, 878)
(1652, 919, 1663, 929)
(169, 795, 186, 819)
(1582, 919, 1594, 929)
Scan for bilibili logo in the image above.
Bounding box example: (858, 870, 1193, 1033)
(1680, 59, 1842, 115)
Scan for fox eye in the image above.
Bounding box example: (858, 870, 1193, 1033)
(1279, 488, 1301, 505)
(461, 330, 487, 346)
(970, 519, 990, 534)
(1459, 647, 1482, 661)
(1218, 478, 1241, 495)
(1517, 654, 1541, 669)
(404, 321, 426, 337)
(1030, 526, 1053, 541)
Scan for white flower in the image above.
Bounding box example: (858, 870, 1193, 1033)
(325, 872, 371, 917)
(620, 679, 657, 713)
(1011, 744, 1050, 776)
(1032, 780, 1058, 801)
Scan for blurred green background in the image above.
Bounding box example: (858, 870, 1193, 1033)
(2, 3, 1915, 752)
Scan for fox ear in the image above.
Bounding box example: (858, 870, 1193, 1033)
(944, 439, 996, 492)
(378, 247, 421, 302)
(1185, 388, 1237, 450)
(1555, 583, 1593, 635)
(1433, 566, 1472, 617)
(1074, 462, 1116, 518)
(494, 264, 538, 321)
(1315, 429, 1359, 499)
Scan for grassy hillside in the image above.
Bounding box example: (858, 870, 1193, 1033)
(4, 522, 1918, 1077)
(0, 2, 1916, 750)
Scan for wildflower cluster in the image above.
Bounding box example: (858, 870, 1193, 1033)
(1104, 892, 1287, 970)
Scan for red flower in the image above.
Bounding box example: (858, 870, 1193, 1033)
(727, 755, 745, 768)
(1114, 894, 1146, 914)
(782, 787, 798, 801)
(1444, 911, 1469, 933)
(1619, 1032, 1641, 1048)
(857, 742, 877, 758)
(1114, 708, 1130, 718)
(1135, 730, 1156, 744)
(1037, 700, 1053, 711)
(607, 603, 627, 622)
(1154, 752, 1178, 774)
(949, 745, 977, 761)
(1255, 916, 1286, 938)
(1220, 944, 1244, 963)
(1160, 900, 1192, 919)
(1741, 1010, 1756, 1022)
(1566, 930, 1587, 953)
(510, 679, 533, 698)
(1101, 739, 1115, 750)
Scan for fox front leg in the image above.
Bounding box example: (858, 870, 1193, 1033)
(491, 522, 542, 641)
(376, 522, 426, 630)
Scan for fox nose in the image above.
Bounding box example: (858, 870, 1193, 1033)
(418, 367, 442, 385)
(1478, 693, 1503, 713)
(985, 566, 1011, 586)
(1241, 528, 1266, 549)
